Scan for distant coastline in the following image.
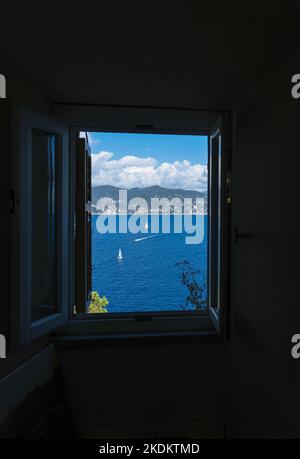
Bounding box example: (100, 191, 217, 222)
(91, 210, 207, 216)
(92, 184, 208, 216)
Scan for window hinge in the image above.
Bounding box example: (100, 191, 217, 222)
(226, 174, 232, 207)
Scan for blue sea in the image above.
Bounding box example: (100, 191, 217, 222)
(92, 215, 208, 313)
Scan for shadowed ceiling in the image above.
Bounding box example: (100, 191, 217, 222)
(0, 0, 299, 108)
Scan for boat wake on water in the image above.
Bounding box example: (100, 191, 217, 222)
(134, 235, 158, 243)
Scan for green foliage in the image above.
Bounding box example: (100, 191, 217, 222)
(176, 260, 207, 310)
(88, 291, 109, 313)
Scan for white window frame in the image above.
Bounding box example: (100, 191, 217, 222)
(63, 111, 231, 339)
(11, 106, 70, 346)
(10, 104, 231, 345)
(208, 115, 231, 337)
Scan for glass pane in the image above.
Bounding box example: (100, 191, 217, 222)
(83, 131, 208, 315)
(31, 129, 58, 321)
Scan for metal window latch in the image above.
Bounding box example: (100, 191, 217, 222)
(234, 226, 253, 244)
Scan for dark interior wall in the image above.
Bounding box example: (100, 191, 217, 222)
(227, 53, 300, 438)
(59, 343, 226, 438)
(2, 41, 300, 438)
(5, 71, 52, 114)
(0, 101, 12, 343)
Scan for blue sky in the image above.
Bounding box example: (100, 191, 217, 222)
(85, 132, 208, 192)
(88, 132, 208, 164)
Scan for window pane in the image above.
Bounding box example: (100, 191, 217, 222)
(31, 129, 58, 321)
(81, 131, 208, 315)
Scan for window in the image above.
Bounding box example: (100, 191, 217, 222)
(31, 129, 58, 322)
(75, 132, 209, 317)
(11, 107, 69, 346)
(209, 123, 230, 335)
(71, 112, 231, 337)
(11, 105, 231, 345)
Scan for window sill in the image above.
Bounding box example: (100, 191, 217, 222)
(53, 314, 224, 348)
(60, 313, 214, 335)
(54, 329, 223, 350)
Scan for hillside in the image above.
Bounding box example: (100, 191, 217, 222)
(92, 185, 206, 206)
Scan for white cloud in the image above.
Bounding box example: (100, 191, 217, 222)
(92, 151, 208, 192)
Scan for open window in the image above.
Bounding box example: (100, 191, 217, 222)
(11, 106, 69, 346)
(10, 104, 231, 346)
(208, 116, 231, 337)
(72, 116, 231, 337)
(75, 136, 92, 313)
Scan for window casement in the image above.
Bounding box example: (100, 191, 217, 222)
(74, 136, 92, 314)
(69, 114, 231, 339)
(208, 116, 231, 338)
(11, 106, 69, 347)
(10, 103, 231, 347)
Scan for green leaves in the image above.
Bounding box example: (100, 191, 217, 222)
(88, 291, 109, 313)
(176, 260, 207, 311)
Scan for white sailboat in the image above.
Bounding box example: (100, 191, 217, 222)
(117, 248, 123, 261)
(145, 221, 148, 231)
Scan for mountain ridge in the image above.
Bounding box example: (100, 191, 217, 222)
(92, 185, 207, 205)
